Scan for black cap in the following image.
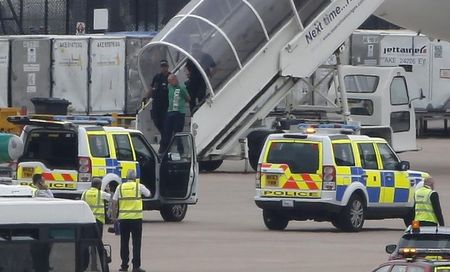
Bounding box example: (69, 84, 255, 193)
(160, 60, 169, 66)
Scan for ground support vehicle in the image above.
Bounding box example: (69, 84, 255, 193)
(351, 30, 450, 136)
(8, 115, 199, 222)
(0, 184, 111, 272)
(254, 132, 428, 232)
(245, 64, 420, 171)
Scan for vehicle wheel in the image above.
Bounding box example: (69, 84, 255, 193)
(160, 204, 188, 222)
(199, 160, 223, 172)
(403, 209, 414, 227)
(247, 130, 273, 171)
(262, 210, 289, 230)
(340, 195, 365, 232)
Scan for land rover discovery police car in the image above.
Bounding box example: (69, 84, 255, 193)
(9, 116, 198, 222)
(255, 131, 428, 232)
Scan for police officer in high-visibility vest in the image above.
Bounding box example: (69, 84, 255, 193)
(81, 178, 110, 238)
(414, 177, 445, 226)
(112, 170, 151, 272)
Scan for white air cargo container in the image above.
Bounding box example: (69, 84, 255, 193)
(52, 36, 89, 113)
(351, 30, 450, 112)
(0, 40, 9, 108)
(89, 36, 126, 114)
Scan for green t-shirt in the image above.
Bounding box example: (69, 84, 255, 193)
(168, 84, 189, 114)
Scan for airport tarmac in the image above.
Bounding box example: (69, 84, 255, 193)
(104, 136, 450, 272)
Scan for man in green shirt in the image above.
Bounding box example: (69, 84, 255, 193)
(159, 74, 191, 153)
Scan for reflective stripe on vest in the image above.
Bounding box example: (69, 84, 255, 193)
(118, 182, 143, 220)
(415, 186, 438, 224)
(82, 188, 105, 224)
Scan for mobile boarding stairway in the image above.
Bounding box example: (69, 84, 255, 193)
(137, 0, 385, 161)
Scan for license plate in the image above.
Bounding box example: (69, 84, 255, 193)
(22, 167, 34, 178)
(265, 175, 278, 187)
(282, 200, 294, 207)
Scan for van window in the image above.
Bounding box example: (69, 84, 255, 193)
(373, 266, 391, 272)
(344, 75, 379, 93)
(391, 111, 410, 132)
(377, 143, 399, 170)
(407, 267, 424, 272)
(88, 135, 109, 157)
(357, 143, 378, 170)
(348, 98, 373, 116)
(390, 77, 409, 105)
(391, 266, 407, 272)
(22, 130, 78, 169)
(266, 142, 319, 173)
(113, 134, 134, 161)
(332, 143, 355, 166)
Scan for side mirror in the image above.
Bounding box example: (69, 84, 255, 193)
(409, 89, 426, 108)
(167, 152, 181, 161)
(103, 244, 112, 263)
(419, 88, 426, 100)
(397, 161, 410, 171)
(385, 244, 397, 254)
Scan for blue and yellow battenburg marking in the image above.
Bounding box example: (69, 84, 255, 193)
(336, 167, 416, 203)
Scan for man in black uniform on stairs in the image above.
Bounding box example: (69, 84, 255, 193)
(143, 59, 171, 136)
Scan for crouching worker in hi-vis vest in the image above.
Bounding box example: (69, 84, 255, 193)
(414, 177, 445, 226)
(81, 177, 110, 238)
(112, 170, 151, 272)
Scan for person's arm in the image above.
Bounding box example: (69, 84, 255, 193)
(430, 192, 445, 226)
(182, 86, 191, 102)
(139, 184, 151, 198)
(47, 189, 54, 198)
(111, 188, 120, 220)
(101, 191, 111, 201)
(143, 75, 158, 100)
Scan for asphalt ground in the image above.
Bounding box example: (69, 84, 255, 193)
(104, 130, 450, 272)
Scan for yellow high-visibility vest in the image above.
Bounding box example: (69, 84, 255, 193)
(118, 182, 143, 220)
(82, 188, 105, 224)
(415, 186, 438, 224)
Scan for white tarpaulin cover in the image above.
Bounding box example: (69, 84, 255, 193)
(89, 37, 126, 113)
(52, 37, 89, 113)
(0, 40, 9, 107)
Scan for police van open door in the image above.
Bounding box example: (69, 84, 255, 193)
(160, 133, 197, 201)
(159, 133, 198, 221)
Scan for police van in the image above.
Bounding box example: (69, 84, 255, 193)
(8, 115, 198, 222)
(255, 128, 429, 232)
(0, 184, 111, 271)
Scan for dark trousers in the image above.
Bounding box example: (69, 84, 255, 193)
(96, 220, 104, 238)
(119, 219, 143, 269)
(151, 109, 166, 136)
(160, 111, 185, 153)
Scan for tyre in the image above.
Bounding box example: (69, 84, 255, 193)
(199, 160, 223, 172)
(339, 194, 365, 232)
(262, 210, 289, 230)
(160, 204, 188, 222)
(331, 218, 343, 230)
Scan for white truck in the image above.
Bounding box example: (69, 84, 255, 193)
(350, 30, 450, 135)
